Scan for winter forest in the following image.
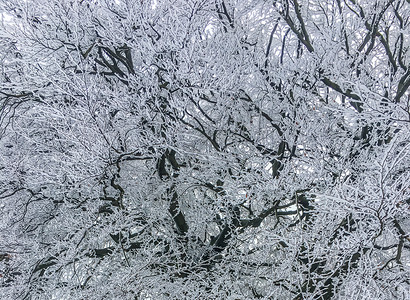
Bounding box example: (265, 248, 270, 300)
(0, 0, 409, 299)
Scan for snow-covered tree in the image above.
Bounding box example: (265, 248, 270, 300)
(1, 0, 409, 299)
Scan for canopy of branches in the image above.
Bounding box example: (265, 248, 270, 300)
(0, 0, 409, 299)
